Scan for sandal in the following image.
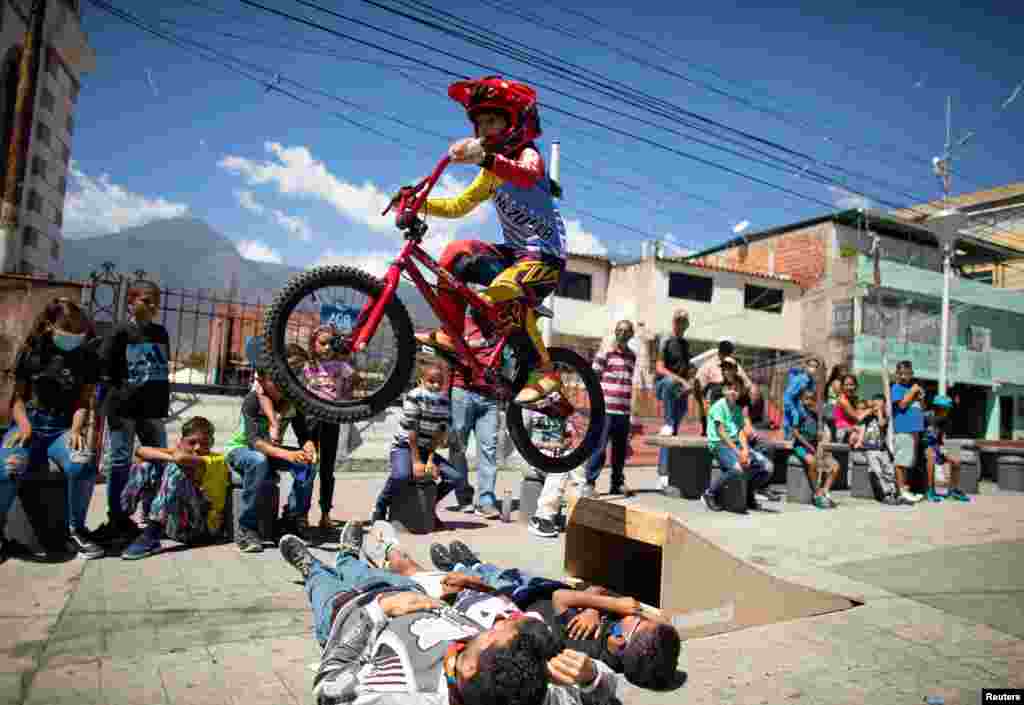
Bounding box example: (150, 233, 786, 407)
(515, 372, 563, 405)
(415, 330, 455, 352)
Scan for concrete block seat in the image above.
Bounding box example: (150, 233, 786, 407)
(996, 454, 1024, 493)
(225, 467, 280, 543)
(655, 442, 711, 499)
(849, 452, 875, 500)
(709, 458, 749, 514)
(955, 442, 980, 494)
(4, 461, 69, 555)
(786, 453, 816, 505)
(389, 480, 438, 535)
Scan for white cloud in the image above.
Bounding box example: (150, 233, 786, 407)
(235, 189, 265, 216)
(63, 162, 189, 237)
(829, 185, 873, 210)
(235, 189, 312, 241)
(237, 239, 283, 264)
(219, 143, 488, 241)
(564, 219, 607, 256)
(219, 142, 394, 232)
(271, 210, 313, 242)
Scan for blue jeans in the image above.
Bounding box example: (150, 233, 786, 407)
(655, 376, 688, 475)
(376, 445, 470, 516)
(709, 441, 773, 497)
(450, 387, 497, 509)
(226, 448, 316, 533)
(584, 413, 631, 485)
(0, 410, 98, 531)
(306, 555, 421, 646)
(452, 561, 570, 609)
(104, 416, 167, 524)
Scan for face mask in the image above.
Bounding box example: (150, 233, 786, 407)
(53, 332, 85, 351)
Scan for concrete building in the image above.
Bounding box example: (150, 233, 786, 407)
(892, 183, 1024, 289)
(684, 209, 1024, 440)
(0, 0, 95, 274)
(548, 250, 805, 419)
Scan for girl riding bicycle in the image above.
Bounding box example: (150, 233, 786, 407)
(409, 76, 568, 406)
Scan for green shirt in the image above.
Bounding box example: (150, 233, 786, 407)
(706, 397, 744, 451)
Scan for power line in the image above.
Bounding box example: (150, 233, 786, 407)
(354, 0, 933, 207)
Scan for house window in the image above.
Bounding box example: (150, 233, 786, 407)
(22, 225, 39, 248)
(668, 272, 713, 302)
(557, 271, 592, 301)
(744, 285, 784, 313)
(31, 155, 47, 178)
(35, 120, 50, 146)
(40, 86, 55, 112)
(27, 189, 42, 213)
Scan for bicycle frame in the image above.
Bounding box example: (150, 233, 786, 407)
(349, 155, 514, 391)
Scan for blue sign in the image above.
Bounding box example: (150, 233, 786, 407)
(320, 303, 361, 331)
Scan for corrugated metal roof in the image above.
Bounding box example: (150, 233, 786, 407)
(891, 183, 1024, 221)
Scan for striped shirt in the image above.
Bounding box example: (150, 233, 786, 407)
(593, 347, 636, 416)
(393, 386, 451, 451)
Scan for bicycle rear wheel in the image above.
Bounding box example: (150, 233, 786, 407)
(262, 265, 416, 423)
(506, 346, 606, 473)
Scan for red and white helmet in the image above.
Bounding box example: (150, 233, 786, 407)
(448, 76, 542, 157)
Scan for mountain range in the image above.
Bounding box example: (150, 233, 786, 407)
(61, 217, 437, 356)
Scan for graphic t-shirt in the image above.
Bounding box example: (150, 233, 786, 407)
(393, 387, 450, 452)
(99, 321, 171, 419)
(15, 340, 99, 418)
(706, 397, 745, 451)
(890, 383, 924, 433)
(860, 414, 886, 451)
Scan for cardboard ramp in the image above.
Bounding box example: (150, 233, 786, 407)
(564, 498, 861, 640)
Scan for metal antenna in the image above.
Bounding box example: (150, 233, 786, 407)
(932, 96, 974, 207)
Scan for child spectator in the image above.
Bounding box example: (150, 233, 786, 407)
(224, 359, 317, 553)
(95, 280, 171, 544)
(702, 379, 773, 512)
(923, 395, 971, 503)
(833, 375, 871, 447)
(119, 416, 225, 559)
(372, 362, 470, 528)
(791, 388, 839, 509)
(0, 297, 104, 559)
(251, 343, 308, 445)
(891, 361, 926, 504)
(302, 326, 356, 530)
(859, 394, 916, 505)
(524, 408, 572, 538)
(582, 320, 637, 498)
(783, 357, 820, 439)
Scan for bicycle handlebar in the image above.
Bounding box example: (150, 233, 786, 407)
(381, 155, 452, 233)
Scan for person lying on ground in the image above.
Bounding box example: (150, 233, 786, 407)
(422, 540, 682, 691)
(279, 520, 620, 705)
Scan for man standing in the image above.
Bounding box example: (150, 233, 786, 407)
(449, 315, 500, 518)
(581, 320, 637, 498)
(654, 310, 692, 494)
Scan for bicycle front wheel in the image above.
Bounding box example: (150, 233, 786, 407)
(505, 346, 606, 473)
(263, 265, 416, 423)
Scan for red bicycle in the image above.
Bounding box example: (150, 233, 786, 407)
(262, 155, 606, 472)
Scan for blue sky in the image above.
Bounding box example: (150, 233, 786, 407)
(66, 0, 1023, 271)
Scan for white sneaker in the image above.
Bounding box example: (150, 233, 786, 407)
(658, 425, 674, 436)
(657, 475, 669, 490)
(901, 491, 923, 504)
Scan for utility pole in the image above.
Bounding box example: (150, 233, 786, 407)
(929, 210, 967, 396)
(0, 0, 47, 274)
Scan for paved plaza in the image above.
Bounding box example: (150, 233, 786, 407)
(2, 467, 1022, 705)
